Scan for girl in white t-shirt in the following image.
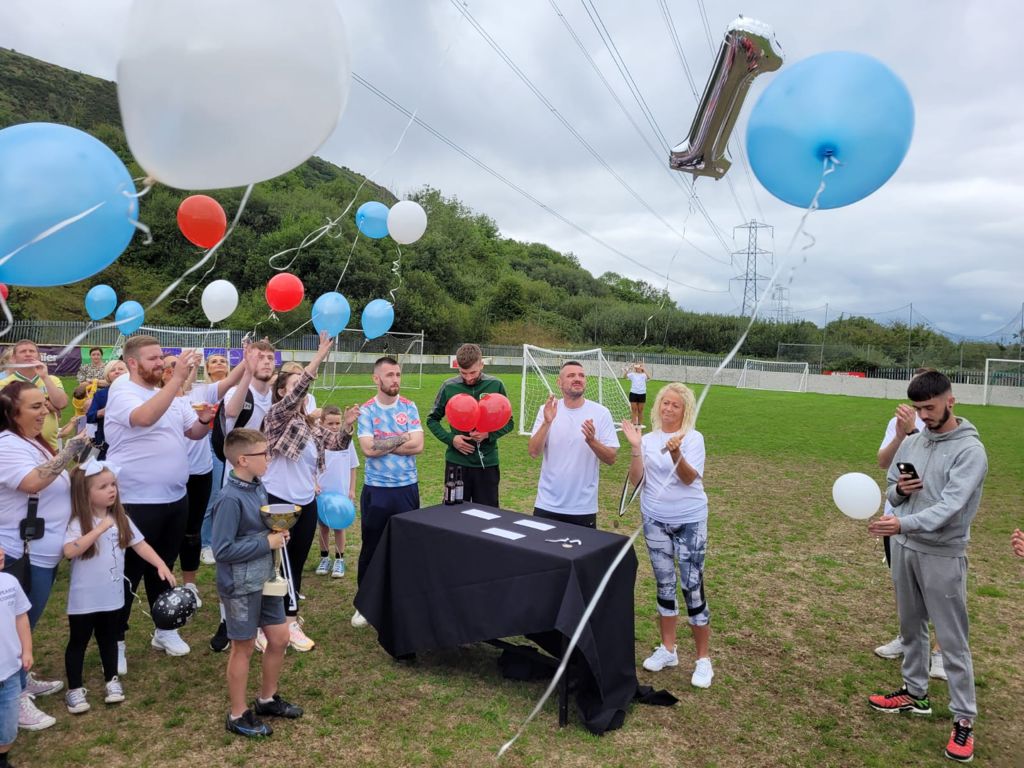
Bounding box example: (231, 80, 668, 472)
(624, 362, 650, 427)
(62, 461, 175, 714)
(622, 381, 714, 690)
(314, 406, 359, 579)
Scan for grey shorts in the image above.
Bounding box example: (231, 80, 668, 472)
(221, 590, 286, 641)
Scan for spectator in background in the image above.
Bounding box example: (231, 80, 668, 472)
(77, 348, 107, 384)
(86, 360, 128, 460)
(0, 340, 69, 451)
(624, 362, 650, 427)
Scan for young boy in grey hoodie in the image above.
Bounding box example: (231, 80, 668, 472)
(866, 371, 988, 763)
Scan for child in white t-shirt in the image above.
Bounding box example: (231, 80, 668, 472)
(62, 461, 175, 714)
(314, 406, 359, 579)
(0, 546, 32, 768)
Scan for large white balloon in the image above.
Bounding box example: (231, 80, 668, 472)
(117, 0, 351, 190)
(387, 200, 428, 245)
(201, 279, 239, 323)
(832, 472, 882, 520)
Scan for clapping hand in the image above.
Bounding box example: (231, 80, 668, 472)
(542, 394, 557, 424)
(621, 419, 641, 449)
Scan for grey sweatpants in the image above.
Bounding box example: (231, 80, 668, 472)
(890, 540, 977, 722)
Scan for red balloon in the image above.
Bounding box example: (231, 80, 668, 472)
(0, 284, 7, 301)
(177, 195, 227, 248)
(477, 393, 512, 433)
(445, 393, 480, 432)
(265, 272, 304, 312)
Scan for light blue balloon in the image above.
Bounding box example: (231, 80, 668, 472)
(361, 299, 395, 340)
(311, 292, 351, 336)
(746, 51, 914, 209)
(0, 123, 138, 286)
(114, 300, 145, 335)
(85, 284, 117, 321)
(317, 492, 355, 530)
(355, 201, 390, 239)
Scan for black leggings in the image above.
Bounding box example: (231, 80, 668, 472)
(120, 498, 188, 640)
(66, 610, 120, 689)
(180, 472, 213, 572)
(268, 493, 318, 618)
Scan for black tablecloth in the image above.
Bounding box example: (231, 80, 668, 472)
(354, 503, 639, 734)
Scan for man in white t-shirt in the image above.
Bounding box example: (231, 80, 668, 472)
(104, 336, 216, 662)
(222, 341, 277, 437)
(528, 360, 619, 529)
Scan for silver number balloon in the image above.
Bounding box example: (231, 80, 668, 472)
(670, 17, 783, 180)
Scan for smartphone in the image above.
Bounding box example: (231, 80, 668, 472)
(896, 462, 919, 480)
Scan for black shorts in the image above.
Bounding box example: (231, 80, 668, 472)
(628, 392, 646, 404)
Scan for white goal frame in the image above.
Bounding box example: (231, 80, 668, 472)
(982, 357, 1024, 405)
(314, 329, 425, 391)
(111, 325, 232, 380)
(519, 344, 632, 436)
(736, 358, 809, 393)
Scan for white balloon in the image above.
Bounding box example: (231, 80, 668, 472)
(832, 472, 882, 520)
(201, 279, 239, 323)
(386, 200, 428, 245)
(117, 0, 351, 190)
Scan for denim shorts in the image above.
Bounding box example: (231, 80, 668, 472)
(222, 590, 286, 641)
(642, 516, 710, 625)
(0, 670, 20, 746)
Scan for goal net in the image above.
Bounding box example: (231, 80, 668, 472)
(519, 344, 632, 436)
(111, 325, 232, 381)
(312, 329, 424, 392)
(736, 358, 809, 393)
(983, 358, 1024, 405)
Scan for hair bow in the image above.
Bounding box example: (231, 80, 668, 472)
(81, 459, 121, 478)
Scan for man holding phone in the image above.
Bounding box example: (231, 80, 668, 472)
(866, 371, 988, 764)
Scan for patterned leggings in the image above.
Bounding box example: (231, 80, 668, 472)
(643, 517, 710, 625)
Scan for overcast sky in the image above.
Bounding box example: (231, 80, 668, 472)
(2, 1, 1022, 339)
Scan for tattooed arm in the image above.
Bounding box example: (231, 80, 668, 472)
(358, 433, 410, 458)
(17, 433, 90, 494)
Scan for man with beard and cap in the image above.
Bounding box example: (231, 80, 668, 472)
(866, 371, 988, 764)
(349, 357, 423, 629)
(528, 360, 619, 529)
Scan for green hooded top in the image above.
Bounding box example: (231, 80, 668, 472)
(426, 373, 514, 468)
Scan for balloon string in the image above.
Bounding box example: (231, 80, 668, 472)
(0, 202, 105, 271)
(332, 232, 361, 292)
(639, 248, 679, 348)
(0, 292, 14, 340)
(388, 245, 403, 305)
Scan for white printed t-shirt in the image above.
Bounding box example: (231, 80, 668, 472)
(319, 442, 359, 496)
(639, 429, 708, 525)
(0, 572, 30, 679)
(358, 396, 422, 488)
(532, 399, 619, 515)
(64, 516, 143, 614)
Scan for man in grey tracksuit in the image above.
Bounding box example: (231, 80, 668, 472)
(867, 371, 987, 763)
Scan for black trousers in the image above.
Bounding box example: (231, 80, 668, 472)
(357, 484, 420, 588)
(66, 609, 120, 688)
(120, 497, 188, 640)
(180, 471, 213, 572)
(533, 506, 597, 529)
(445, 462, 500, 507)
(268, 493, 318, 618)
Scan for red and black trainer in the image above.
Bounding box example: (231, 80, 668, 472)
(868, 686, 932, 715)
(944, 719, 974, 763)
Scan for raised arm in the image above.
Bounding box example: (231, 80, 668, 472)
(129, 350, 200, 428)
(527, 396, 557, 459)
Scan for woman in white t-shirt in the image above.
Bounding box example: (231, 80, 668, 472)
(622, 381, 714, 689)
(624, 362, 650, 427)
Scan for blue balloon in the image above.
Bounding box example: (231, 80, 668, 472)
(355, 201, 390, 239)
(85, 284, 117, 321)
(311, 292, 351, 336)
(114, 300, 145, 335)
(746, 52, 914, 209)
(0, 123, 138, 286)
(361, 299, 394, 340)
(317, 492, 355, 530)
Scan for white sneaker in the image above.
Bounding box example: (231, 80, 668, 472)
(642, 644, 678, 672)
(331, 558, 346, 578)
(18, 692, 56, 731)
(691, 657, 714, 688)
(65, 687, 90, 714)
(200, 546, 216, 565)
(929, 650, 947, 681)
(315, 556, 331, 576)
(117, 640, 127, 676)
(351, 609, 368, 628)
(25, 671, 63, 697)
(105, 676, 125, 704)
(151, 628, 191, 656)
(874, 635, 904, 659)
(183, 582, 203, 609)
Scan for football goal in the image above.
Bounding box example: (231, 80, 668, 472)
(736, 358, 809, 393)
(519, 344, 632, 436)
(111, 325, 232, 381)
(313, 329, 424, 392)
(982, 358, 1024, 405)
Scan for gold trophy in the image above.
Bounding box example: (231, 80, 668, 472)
(259, 503, 301, 597)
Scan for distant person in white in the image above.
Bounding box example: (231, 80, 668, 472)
(625, 362, 650, 426)
(528, 360, 619, 529)
(104, 336, 215, 664)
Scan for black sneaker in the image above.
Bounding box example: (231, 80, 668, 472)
(225, 709, 272, 738)
(210, 620, 229, 653)
(253, 694, 303, 719)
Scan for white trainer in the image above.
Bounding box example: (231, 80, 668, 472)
(18, 692, 56, 731)
(874, 635, 904, 659)
(315, 556, 331, 576)
(642, 644, 678, 672)
(151, 629, 191, 656)
(183, 582, 203, 609)
(65, 687, 90, 714)
(929, 650, 947, 681)
(351, 609, 368, 628)
(25, 671, 63, 697)
(200, 546, 216, 565)
(105, 676, 126, 704)
(691, 657, 714, 689)
(117, 640, 127, 676)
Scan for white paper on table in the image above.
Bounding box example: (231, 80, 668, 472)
(461, 508, 501, 521)
(513, 519, 555, 531)
(481, 527, 526, 541)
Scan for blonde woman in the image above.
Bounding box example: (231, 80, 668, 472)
(622, 382, 713, 688)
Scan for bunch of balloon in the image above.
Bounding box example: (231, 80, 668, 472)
(311, 292, 351, 336)
(355, 202, 390, 239)
(476, 393, 512, 432)
(177, 195, 227, 248)
(266, 273, 305, 313)
(361, 299, 394, 340)
(445, 394, 480, 432)
(386, 201, 427, 244)
(0, 122, 138, 287)
(201, 280, 239, 323)
(114, 301, 145, 335)
(85, 285, 117, 321)
(117, 0, 352, 190)
(746, 51, 914, 209)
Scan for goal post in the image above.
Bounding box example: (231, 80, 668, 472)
(737, 358, 809, 393)
(314, 329, 424, 392)
(111, 325, 233, 381)
(519, 344, 632, 436)
(982, 358, 1024, 405)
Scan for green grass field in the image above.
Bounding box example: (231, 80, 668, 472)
(17, 374, 1024, 767)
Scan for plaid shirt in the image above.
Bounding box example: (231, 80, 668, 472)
(263, 371, 351, 475)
